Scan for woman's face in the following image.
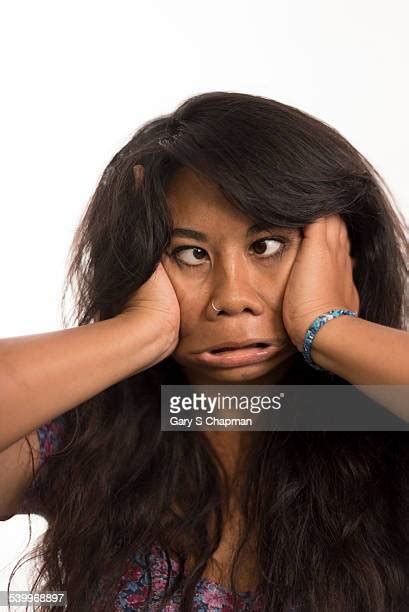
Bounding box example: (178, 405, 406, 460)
(161, 167, 302, 385)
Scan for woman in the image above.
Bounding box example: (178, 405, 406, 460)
(1, 91, 408, 611)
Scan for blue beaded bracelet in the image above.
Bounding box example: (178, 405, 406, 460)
(302, 309, 358, 371)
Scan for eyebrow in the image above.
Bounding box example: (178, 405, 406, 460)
(171, 222, 294, 242)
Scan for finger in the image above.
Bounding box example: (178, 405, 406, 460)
(324, 214, 343, 244)
(302, 216, 327, 240)
(340, 222, 354, 258)
(327, 215, 352, 256)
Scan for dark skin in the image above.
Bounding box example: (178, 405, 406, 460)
(126, 165, 408, 589)
(161, 168, 303, 383)
(161, 167, 303, 471)
(159, 167, 409, 472)
(159, 167, 308, 586)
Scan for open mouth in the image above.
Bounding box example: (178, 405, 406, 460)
(211, 343, 269, 353)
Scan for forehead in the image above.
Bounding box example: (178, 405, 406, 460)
(165, 166, 237, 221)
(165, 167, 300, 237)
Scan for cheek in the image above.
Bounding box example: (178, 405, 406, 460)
(166, 279, 193, 309)
(272, 248, 298, 288)
(161, 255, 199, 288)
(164, 280, 202, 331)
(260, 263, 293, 304)
(161, 257, 207, 301)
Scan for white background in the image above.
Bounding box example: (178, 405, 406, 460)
(1, 0, 408, 598)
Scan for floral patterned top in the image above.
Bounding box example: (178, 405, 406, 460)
(19, 417, 299, 611)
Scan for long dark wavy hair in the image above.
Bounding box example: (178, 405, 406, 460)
(12, 91, 409, 611)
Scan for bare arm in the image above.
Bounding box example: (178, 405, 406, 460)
(0, 314, 174, 453)
(310, 316, 409, 420)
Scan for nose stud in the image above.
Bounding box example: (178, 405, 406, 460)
(211, 300, 222, 312)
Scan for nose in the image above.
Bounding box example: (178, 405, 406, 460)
(208, 259, 263, 317)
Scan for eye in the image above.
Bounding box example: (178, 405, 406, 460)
(168, 238, 288, 268)
(252, 238, 287, 258)
(170, 246, 208, 266)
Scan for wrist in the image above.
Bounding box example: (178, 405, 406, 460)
(115, 312, 179, 367)
(309, 313, 360, 363)
(298, 309, 359, 371)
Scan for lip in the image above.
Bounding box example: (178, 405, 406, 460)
(193, 343, 285, 368)
(198, 338, 280, 353)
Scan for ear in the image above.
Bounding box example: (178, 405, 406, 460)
(133, 164, 145, 186)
